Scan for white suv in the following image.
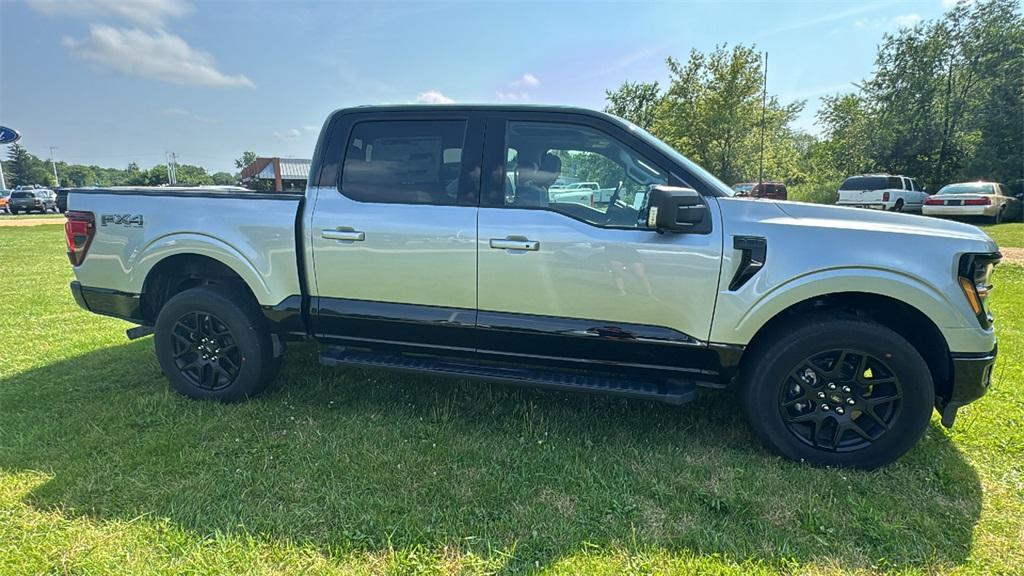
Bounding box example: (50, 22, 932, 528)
(836, 174, 928, 213)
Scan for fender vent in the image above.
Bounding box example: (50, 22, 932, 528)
(729, 236, 767, 291)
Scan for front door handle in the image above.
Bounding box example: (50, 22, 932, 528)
(489, 236, 539, 251)
(322, 227, 365, 241)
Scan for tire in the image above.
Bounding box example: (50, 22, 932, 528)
(889, 199, 905, 212)
(741, 316, 933, 470)
(154, 285, 280, 402)
(990, 207, 1004, 225)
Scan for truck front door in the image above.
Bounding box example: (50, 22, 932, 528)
(474, 113, 725, 375)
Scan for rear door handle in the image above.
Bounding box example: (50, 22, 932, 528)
(322, 227, 365, 241)
(489, 236, 539, 251)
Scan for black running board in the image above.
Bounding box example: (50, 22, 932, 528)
(319, 347, 697, 405)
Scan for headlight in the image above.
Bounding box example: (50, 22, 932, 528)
(958, 252, 1001, 328)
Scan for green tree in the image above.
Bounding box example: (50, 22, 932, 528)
(235, 151, 258, 170)
(5, 144, 52, 187)
(211, 171, 236, 185)
(858, 0, 1022, 189)
(604, 81, 660, 130)
(606, 45, 805, 186)
(175, 164, 213, 186)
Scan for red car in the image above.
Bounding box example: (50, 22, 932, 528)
(732, 182, 788, 200)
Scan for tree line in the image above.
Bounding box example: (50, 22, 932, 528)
(605, 0, 1023, 203)
(2, 143, 236, 189)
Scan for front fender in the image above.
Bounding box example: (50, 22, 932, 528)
(711, 266, 968, 346)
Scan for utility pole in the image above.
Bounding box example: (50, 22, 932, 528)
(758, 51, 768, 188)
(49, 146, 60, 187)
(165, 152, 178, 185)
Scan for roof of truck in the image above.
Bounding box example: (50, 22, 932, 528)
(330, 104, 629, 124)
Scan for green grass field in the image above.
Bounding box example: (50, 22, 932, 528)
(1, 224, 1022, 575)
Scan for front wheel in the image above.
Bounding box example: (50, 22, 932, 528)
(741, 317, 933, 469)
(154, 285, 280, 402)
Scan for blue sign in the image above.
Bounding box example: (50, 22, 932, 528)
(0, 126, 21, 145)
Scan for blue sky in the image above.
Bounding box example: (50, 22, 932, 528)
(1, 0, 959, 173)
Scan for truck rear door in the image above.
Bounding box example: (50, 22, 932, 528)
(308, 110, 484, 352)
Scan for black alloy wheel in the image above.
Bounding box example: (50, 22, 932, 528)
(170, 311, 242, 391)
(778, 349, 902, 452)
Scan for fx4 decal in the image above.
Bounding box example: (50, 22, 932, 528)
(101, 214, 144, 227)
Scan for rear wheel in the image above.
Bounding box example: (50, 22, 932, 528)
(154, 285, 280, 402)
(741, 317, 933, 469)
(990, 206, 1004, 224)
(889, 199, 905, 212)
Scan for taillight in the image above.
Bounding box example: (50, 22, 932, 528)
(964, 197, 991, 206)
(65, 211, 95, 266)
(958, 253, 1001, 329)
(924, 197, 943, 205)
(882, 191, 890, 202)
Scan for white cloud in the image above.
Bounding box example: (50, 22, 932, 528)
(161, 107, 218, 124)
(416, 90, 454, 104)
(63, 25, 254, 88)
(511, 73, 539, 88)
(496, 91, 530, 101)
(273, 128, 303, 141)
(763, 1, 898, 36)
(303, 125, 319, 132)
(28, 0, 192, 27)
(855, 13, 922, 30)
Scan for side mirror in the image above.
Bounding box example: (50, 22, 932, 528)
(646, 185, 710, 233)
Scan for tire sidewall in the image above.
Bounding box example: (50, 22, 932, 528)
(154, 286, 273, 402)
(743, 319, 934, 469)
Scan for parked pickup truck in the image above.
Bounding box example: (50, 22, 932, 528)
(66, 105, 1000, 469)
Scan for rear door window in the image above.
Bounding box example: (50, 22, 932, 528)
(840, 176, 889, 191)
(340, 120, 466, 205)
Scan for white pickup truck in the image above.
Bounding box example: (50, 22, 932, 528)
(835, 174, 928, 212)
(66, 105, 1000, 469)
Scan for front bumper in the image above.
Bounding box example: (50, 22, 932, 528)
(939, 345, 998, 427)
(70, 281, 146, 324)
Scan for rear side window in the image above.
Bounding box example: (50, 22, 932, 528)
(840, 176, 896, 191)
(340, 120, 466, 205)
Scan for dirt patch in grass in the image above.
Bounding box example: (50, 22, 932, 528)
(1001, 247, 1024, 266)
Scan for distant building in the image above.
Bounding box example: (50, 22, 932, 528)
(240, 157, 310, 192)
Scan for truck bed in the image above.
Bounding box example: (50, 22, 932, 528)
(67, 187, 305, 312)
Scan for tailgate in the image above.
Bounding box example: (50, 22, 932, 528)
(838, 190, 886, 204)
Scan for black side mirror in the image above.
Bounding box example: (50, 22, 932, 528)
(646, 185, 710, 234)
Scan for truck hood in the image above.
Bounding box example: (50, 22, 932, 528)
(769, 200, 998, 248)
